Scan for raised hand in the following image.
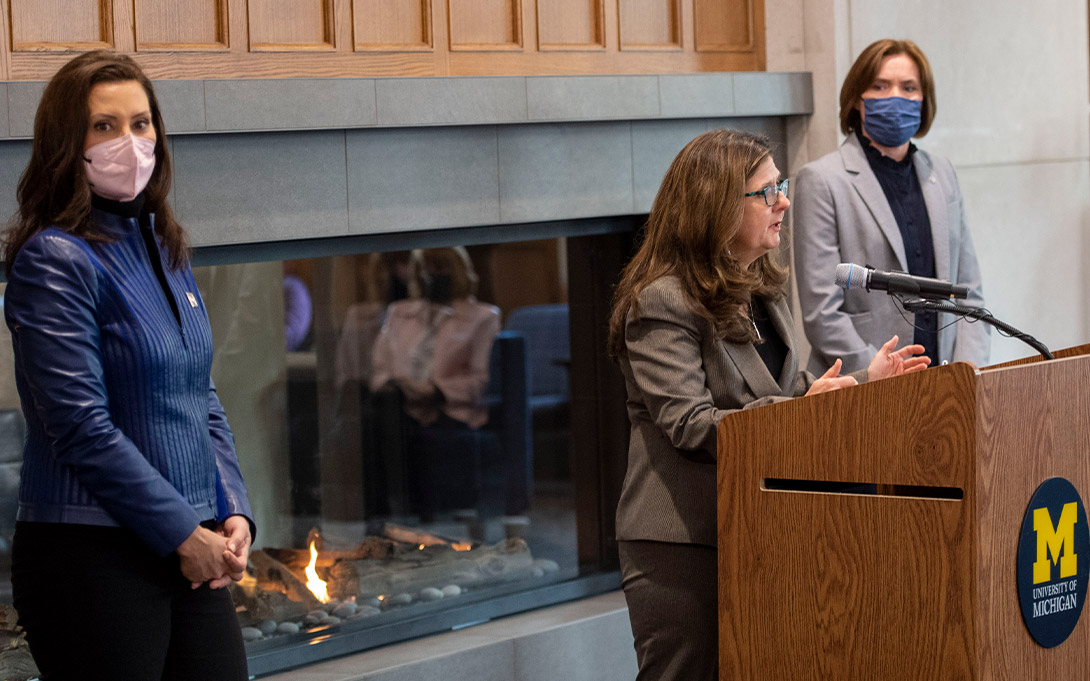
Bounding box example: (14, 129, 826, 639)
(867, 335, 931, 382)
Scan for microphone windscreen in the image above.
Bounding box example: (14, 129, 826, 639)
(834, 263, 868, 290)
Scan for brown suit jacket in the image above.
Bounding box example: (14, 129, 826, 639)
(615, 275, 866, 547)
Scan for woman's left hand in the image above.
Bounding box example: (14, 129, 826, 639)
(867, 335, 931, 382)
(207, 515, 252, 589)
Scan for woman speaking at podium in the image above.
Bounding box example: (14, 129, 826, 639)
(607, 129, 930, 680)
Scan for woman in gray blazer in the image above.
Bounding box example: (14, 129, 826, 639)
(608, 129, 930, 680)
(794, 39, 991, 374)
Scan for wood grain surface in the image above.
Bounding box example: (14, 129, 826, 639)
(1, 0, 763, 79)
(718, 348, 1090, 679)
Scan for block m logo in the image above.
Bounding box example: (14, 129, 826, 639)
(1034, 502, 1078, 584)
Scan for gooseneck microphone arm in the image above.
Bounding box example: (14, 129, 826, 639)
(897, 297, 1054, 361)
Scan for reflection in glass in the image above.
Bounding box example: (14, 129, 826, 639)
(195, 240, 577, 656)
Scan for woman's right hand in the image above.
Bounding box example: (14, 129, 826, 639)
(804, 358, 858, 397)
(177, 525, 232, 589)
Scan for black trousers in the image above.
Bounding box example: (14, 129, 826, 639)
(619, 539, 718, 681)
(12, 521, 248, 681)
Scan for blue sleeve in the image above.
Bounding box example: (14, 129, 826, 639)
(5, 233, 201, 556)
(208, 378, 256, 542)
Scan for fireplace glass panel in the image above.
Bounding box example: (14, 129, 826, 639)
(0, 231, 625, 678)
(196, 239, 600, 671)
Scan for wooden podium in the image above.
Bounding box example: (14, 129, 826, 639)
(717, 346, 1090, 679)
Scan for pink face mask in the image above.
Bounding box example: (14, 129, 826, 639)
(83, 134, 156, 202)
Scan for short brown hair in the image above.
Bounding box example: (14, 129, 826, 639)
(607, 129, 787, 356)
(4, 50, 188, 272)
(839, 39, 936, 137)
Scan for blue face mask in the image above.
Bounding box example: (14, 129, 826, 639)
(862, 96, 922, 147)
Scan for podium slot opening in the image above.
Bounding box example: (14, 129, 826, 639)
(762, 478, 963, 500)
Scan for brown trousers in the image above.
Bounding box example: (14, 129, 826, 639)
(619, 540, 718, 681)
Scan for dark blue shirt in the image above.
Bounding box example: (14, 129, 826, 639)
(857, 130, 939, 364)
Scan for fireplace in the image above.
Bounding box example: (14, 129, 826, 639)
(201, 228, 633, 675)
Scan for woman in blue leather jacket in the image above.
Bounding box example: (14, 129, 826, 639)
(3, 51, 254, 680)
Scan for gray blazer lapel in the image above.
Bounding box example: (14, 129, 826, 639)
(915, 151, 951, 281)
(841, 135, 908, 270)
(723, 335, 781, 398)
(767, 297, 801, 392)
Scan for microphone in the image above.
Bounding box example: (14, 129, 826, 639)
(834, 263, 969, 300)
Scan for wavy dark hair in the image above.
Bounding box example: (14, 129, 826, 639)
(3, 50, 187, 272)
(608, 129, 788, 356)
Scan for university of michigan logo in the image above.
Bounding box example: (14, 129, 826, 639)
(1017, 477, 1090, 647)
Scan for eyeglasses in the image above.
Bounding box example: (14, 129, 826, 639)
(744, 178, 789, 207)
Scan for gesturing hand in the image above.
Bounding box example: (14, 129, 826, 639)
(867, 335, 931, 382)
(804, 358, 859, 397)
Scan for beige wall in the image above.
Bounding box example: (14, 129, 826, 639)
(769, 0, 1090, 363)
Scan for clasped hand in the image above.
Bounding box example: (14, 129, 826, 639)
(804, 335, 930, 397)
(176, 514, 251, 590)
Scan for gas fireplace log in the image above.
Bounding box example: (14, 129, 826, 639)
(262, 536, 398, 572)
(379, 522, 469, 548)
(328, 538, 534, 600)
(250, 550, 324, 610)
(229, 584, 310, 624)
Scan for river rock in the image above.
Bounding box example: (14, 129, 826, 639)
(418, 587, 443, 602)
(534, 559, 560, 573)
(332, 602, 358, 618)
(276, 622, 300, 635)
(240, 627, 263, 642)
(441, 585, 462, 597)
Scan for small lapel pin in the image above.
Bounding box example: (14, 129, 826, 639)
(185, 292, 198, 308)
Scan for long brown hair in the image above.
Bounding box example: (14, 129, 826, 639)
(607, 129, 787, 356)
(3, 50, 188, 272)
(839, 39, 936, 137)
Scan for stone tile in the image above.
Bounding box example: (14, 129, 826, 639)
(514, 610, 637, 681)
(259, 592, 632, 681)
(367, 641, 515, 681)
(704, 116, 789, 169)
(957, 160, 1090, 363)
(763, 0, 807, 71)
(172, 130, 348, 247)
(376, 77, 526, 127)
(153, 80, 206, 133)
(631, 119, 710, 211)
(0, 85, 8, 137)
(658, 74, 735, 118)
(0, 142, 30, 222)
(204, 79, 376, 131)
(6, 82, 46, 139)
(846, 0, 1089, 167)
(498, 122, 633, 223)
(732, 72, 812, 116)
(347, 126, 500, 232)
(527, 75, 659, 121)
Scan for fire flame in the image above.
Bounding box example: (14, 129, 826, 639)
(305, 541, 330, 603)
